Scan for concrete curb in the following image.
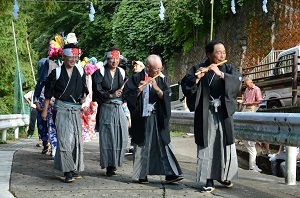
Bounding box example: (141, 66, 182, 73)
(0, 151, 16, 198)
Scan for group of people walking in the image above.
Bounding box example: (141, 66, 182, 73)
(31, 36, 245, 193)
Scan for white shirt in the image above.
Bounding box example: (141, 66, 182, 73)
(24, 91, 36, 108)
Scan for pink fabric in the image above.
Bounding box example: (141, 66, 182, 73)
(84, 63, 98, 75)
(81, 74, 98, 142)
(243, 85, 262, 103)
(81, 101, 98, 142)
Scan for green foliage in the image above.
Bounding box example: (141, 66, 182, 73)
(0, 140, 7, 144)
(170, 131, 186, 137)
(1, 0, 244, 115)
(0, 95, 13, 114)
(166, 0, 204, 53)
(26, 2, 120, 62)
(0, 3, 37, 114)
(113, 0, 177, 63)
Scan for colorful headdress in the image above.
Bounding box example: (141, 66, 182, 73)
(48, 34, 63, 60)
(107, 49, 120, 58)
(62, 33, 82, 57)
(82, 57, 98, 75)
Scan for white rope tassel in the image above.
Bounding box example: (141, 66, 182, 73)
(231, 0, 236, 14)
(12, 0, 19, 19)
(89, 2, 96, 21)
(262, 0, 268, 13)
(159, 0, 165, 20)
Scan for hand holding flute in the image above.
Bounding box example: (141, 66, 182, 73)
(195, 60, 227, 75)
(194, 60, 227, 84)
(138, 73, 161, 89)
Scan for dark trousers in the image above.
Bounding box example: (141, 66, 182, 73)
(27, 107, 38, 136)
(271, 159, 285, 177)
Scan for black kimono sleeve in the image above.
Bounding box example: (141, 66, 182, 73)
(81, 73, 89, 98)
(222, 64, 242, 116)
(91, 69, 110, 105)
(180, 63, 203, 112)
(44, 69, 56, 99)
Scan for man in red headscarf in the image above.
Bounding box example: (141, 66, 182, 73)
(92, 47, 129, 176)
(42, 39, 89, 183)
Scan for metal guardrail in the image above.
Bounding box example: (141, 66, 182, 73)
(170, 110, 300, 185)
(0, 114, 29, 141)
(233, 112, 300, 146)
(171, 110, 300, 146)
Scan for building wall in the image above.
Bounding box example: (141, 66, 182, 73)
(171, 0, 300, 84)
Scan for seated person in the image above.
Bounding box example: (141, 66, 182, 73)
(270, 146, 300, 177)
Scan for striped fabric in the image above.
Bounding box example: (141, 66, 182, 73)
(132, 112, 182, 180)
(98, 103, 128, 169)
(196, 107, 238, 183)
(53, 100, 84, 172)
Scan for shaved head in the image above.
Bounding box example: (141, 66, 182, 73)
(244, 77, 253, 83)
(146, 54, 162, 68)
(145, 54, 163, 77)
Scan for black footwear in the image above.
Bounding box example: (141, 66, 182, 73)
(64, 172, 74, 183)
(217, 180, 233, 188)
(165, 175, 183, 183)
(70, 171, 82, 179)
(41, 145, 49, 154)
(138, 177, 149, 184)
(36, 140, 42, 147)
(201, 186, 215, 193)
(106, 167, 117, 177)
(106, 170, 117, 177)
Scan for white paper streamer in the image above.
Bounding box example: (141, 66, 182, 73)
(231, 0, 236, 14)
(89, 2, 95, 21)
(12, 0, 19, 19)
(262, 0, 268, 13)
(159, 0, 165, 20)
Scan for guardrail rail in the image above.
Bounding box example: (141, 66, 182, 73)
(0, 114, 29, 141)
(170, 110, 300, 185)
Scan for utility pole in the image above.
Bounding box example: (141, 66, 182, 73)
(210, 0, 214, 41)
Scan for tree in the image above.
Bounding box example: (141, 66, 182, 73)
(0, 2, 37, 114)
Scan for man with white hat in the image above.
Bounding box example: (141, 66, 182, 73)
(42, 33, 89, 183)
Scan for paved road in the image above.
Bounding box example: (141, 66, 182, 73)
(1, 136, 299, 198)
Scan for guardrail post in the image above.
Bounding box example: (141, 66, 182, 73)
(14, 127, 19, 139)
(292, 54, 298, 106)
(285, 146, 297, 185)
(2, 129, 7, 141)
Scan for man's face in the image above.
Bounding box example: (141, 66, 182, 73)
(208, 43, 226, 64)
(146, 63, 163, 77)
(107, 57, 120, 69)
(245, 80, 253, 88)
(63, 56, 78, 68)
(133, 64, 143, 73)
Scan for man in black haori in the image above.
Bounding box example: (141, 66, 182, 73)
(181, 40, 241, 193)
(92, 47, 128, 177)
(42, 35, 88, 183)
(123, 54, 183, 184)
